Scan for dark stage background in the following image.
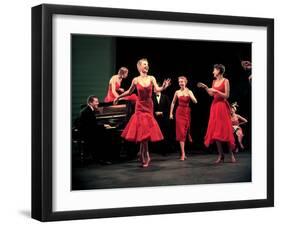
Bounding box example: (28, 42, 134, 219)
(72, 35, 251, 153)
(115, 37, 251, 152)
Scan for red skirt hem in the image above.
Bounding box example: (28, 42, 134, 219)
(204, 138, 236, 150)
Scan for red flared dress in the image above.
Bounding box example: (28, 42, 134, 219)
(204, 80, 235, 150)
(176, 96, 192, 142)
(121, 82, 164, 142)
(104, 82, 137, 103)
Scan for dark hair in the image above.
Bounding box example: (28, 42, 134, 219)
(214, 64, 225, 74)
(87, 95, 98, 104)
(118, 67, 128, 75)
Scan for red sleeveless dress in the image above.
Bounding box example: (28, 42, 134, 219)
(104, 82, 137, 103)
(204, 80, 235, 150)
(176, 96, 192, 142)
(121, 82, 163, 142)
(104, 82, 120, 102)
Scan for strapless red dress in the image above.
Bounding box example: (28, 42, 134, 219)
(104, 82, 137, 103)
(121, 83, 163, 142)
(176, 96, 192, 142)
(204, 80, 235, 150)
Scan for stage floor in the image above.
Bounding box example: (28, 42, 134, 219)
(72, 152, 251, 190)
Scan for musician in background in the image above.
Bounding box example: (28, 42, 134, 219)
(104, 67, 137, 103)
(152, 85, 172, 155)
(80, 95, 111, 164)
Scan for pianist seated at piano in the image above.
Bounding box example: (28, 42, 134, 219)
(78, 94, 134, 163)
(79, 95, 112, 164)
(104, 66, 137, 103)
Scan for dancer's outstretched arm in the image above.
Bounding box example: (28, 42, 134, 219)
(114, 78, 136, 104)
(197, 82, 214, 96)
(237, 114, 248, 125)
(150, 76, 171, 92)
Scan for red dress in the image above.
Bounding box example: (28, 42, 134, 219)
(204, 80, 235, 150)
(104, 82, 121, 102)
(104, 82, 137, 103)
(176, 96, 192, 142)
(121, 82, 164, 142)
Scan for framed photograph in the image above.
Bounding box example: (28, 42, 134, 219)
(32, 4, 274, 221)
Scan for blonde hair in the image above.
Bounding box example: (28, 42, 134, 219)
(137, 58, 148, 66)
(231, 102, 239, 112)
(137, 58, 149, 72)
(178, 76, 188, 84)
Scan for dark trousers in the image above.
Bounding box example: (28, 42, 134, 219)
(153, 117, 174, 155)
(82, 133, 109, 162)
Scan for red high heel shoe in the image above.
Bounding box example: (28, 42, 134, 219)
(214, 155, 224, 164)
(180, 155, 187, 161)
(231, 155, 237, 163)
(137, 152, 145, 164)
(142, 157, 151, 168)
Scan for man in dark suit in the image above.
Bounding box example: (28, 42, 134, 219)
(152, 89, 172, 155)
(79, 95, 110, 164)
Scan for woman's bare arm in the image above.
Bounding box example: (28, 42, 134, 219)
(169, 92, 178, 119)
(150, 76, 171, 92)
(110, 76, 119, 98)
(237, 114, 248, 125)
(188, 90, 198, 104)
(114, 78, 136, 103)
(197, 82, 214, 96)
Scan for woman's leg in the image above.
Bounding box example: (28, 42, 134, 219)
(228, 143, 236, 163)
(215, 141, 224, 163)
(142, 140, 150, 167)
(145, 141, 150, 162)
(138, 142, 144, 164)
(179, 141, 186, 160)
(236, 129, 244, 149)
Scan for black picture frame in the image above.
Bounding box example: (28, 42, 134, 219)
(32, 3, 274, 222)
